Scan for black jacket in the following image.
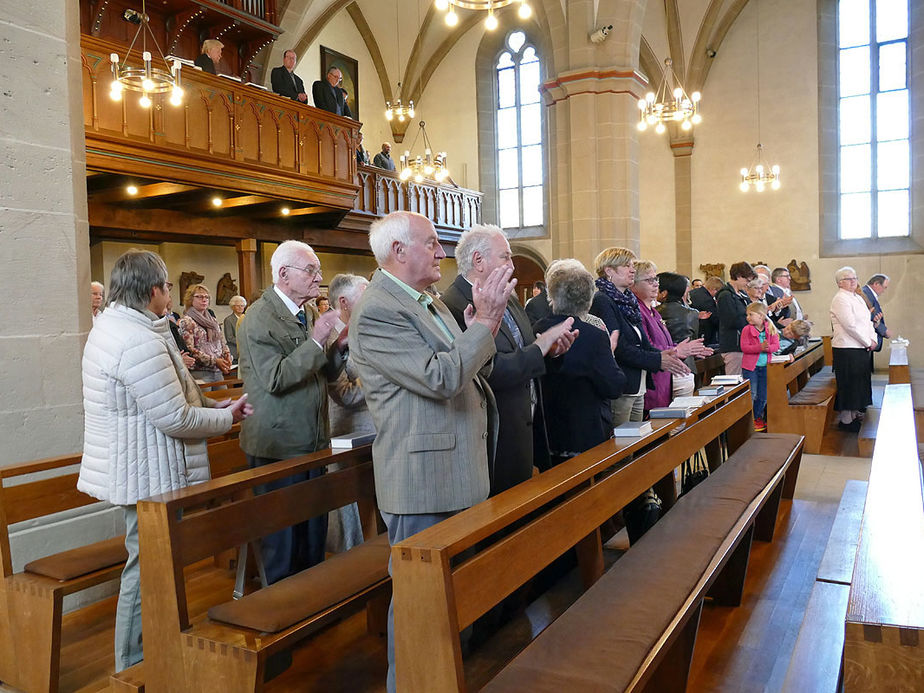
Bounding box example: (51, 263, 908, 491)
(688, 286, 719, 346)
(194, 54, 216, 75)
(535, 314, 626, 459)
(524, 290, 552, 328)
(442, 275, 551, 491)
(312, 80, 353, 118)
(589, 291, 661, 395)
(270, 66, 306, 101)
(715, 283, 750, 353)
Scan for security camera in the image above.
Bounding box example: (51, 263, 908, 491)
(589, 25, 613, 44)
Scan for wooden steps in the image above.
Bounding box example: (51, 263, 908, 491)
(857, 409, 880, 458)
(817, 480, 868, 586)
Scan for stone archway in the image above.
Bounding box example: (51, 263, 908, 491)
(512, 253, 545, 306)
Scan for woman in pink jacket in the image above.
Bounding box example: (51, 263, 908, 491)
(740, 302, 780, 431)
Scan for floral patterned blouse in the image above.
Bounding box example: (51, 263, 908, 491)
(177, 315, 230, 373)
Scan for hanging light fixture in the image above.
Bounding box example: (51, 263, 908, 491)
(399, 121, 450, 183)
(636, 58, 701, 134)
(385, 2, 416, 122)
(109, 0, 183, 108)
(738, 0, 781, 192)
(434, 0, 532, 30)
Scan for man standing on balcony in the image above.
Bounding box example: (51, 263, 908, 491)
(312, 66, 353, 118)
(270, 49, 308, 103)
(373, 143, 396, 171)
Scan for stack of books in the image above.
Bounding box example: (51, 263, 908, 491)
(698, 384, 725, 396)
(770, 354, 791, 363)
(669, 396, 710, 409)
(649, 406, 695, 419)
(613, 420, 653, 437)
(330, 432, 376, 449)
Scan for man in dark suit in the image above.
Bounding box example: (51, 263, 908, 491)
(270, 49, 308, 103)
(861, 273, 892, 351)
(312, 66, 353, 118)
(443, 225, 576, 494)
(688, 275, 722, 346)
(524, 280, 552, 327)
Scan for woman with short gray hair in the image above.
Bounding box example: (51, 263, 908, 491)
(535, 259, 625, 468)
(830, 265, 877, 432)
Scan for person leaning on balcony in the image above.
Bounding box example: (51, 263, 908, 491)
(195, 39, 222, 75)
(312, 66, 353, 118)
(270, 49, 308, 103)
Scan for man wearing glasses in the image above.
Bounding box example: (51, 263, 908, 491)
(311, 65, 353, 118)
(237, 240, 346, 583)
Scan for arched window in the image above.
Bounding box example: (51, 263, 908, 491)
(495, 31, 543, 230)
(837, 0, 909, 239)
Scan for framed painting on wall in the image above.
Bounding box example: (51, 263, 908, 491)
(320, 45, 358, 119)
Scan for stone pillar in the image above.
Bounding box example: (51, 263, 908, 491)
(236, 238, 259, 303)
(0, 0, 91, 463)
(543, 69, 646, 269)
(672, 138, 694, 276)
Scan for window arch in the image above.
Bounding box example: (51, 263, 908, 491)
(495, 31, 543, 230)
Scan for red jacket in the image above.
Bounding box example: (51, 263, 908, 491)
(740, 322, 780, 370)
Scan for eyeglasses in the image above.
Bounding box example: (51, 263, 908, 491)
(286, 265, 322, 278)
(164, 281, 173, 290)
(192, 294, 210, 300)
(839, 276, 858, 282)
(639, 277, 659, 285)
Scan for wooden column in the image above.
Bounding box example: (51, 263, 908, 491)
(236, 238, 258, 303)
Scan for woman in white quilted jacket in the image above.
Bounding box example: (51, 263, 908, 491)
(78, 249, 253, 672)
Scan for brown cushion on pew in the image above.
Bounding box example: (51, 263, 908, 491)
(24, 535, 127, 581)
(484, 433, 802, 692)
(208, 533, 391, 633)
(789, 378, 837, 406)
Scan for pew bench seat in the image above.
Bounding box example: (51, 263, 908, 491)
(483, 433, 804, 692)
(208, 533, 390, 633)
(23, 535, 127, 582)
(768, 344, 835, 454)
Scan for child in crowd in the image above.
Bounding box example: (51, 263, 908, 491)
(740, 302, 780, 432)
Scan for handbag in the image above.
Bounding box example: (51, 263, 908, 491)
(680, 450, 709, 497)
(624, 488, 662, 544)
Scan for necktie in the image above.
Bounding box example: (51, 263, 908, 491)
(502, 308, 536, 411)
(296, 309, 307, 327)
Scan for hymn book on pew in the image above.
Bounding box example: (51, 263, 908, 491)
(649, 406, 696, 418)
(712, 375, 744, 385)
(669, 396, 710, 409)
(613, 421, 653, 437)
(699, 385, 725, 396)
(330, 432, 376, 449)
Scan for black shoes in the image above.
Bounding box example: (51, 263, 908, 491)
(837, 419, 861, 433)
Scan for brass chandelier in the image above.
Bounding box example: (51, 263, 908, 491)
(399, 121, 450, 184)
(434, 0, 532, 30)
(637, 58, 701, 134)
(109, 0, 183, 108)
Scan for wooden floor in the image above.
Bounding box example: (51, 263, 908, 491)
(2, 398, 878, 692)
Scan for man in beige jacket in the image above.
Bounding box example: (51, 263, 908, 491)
(349, 211, 514, 693)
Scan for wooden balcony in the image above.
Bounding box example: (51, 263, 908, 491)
(342, 165, 483, 245)
(82, 35, 359, 215)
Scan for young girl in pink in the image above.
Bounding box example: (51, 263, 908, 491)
(740, 302, 780, 431)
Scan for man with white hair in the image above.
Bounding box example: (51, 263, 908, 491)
(91, 281, 105, 323)
(349, 211, 514, 693)
(223, 295, 247, 363)
(443, 224, 577, 494)
(237, 240, 346, 583)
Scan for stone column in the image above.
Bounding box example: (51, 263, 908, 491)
(543, 69, 646, 269)
(0, 0, 91, 463)
(672, 138, 694, 276)
(236, 238, 259, 303)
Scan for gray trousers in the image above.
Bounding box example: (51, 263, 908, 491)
(114, 505, 142, 672)
(381, 510, 455, 693)
(612, 392, 645, 425)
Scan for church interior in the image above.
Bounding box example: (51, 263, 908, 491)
(1, 0, 922, 690)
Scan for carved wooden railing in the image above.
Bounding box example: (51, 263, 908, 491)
(81, 35, 358, 210)
(353, 165, 482, 237)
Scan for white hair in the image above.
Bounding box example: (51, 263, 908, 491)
(747, 276, 767, 290)
(455, 224, 507, 277)
(754, 264, 772, 278)
(835, 266, 857, 283)
(229, 295, 247, 307)
(368, 211, 417, 265)
(271, 240, 316, 284)
(329, 273, 368, 307)
(546, 258, 594, 316)
(91, 281, 105, 291)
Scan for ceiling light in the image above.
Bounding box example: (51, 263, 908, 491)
(281, 207, 290, 215)
(126, 185, 138, 195)
(211, 197, 222, 207)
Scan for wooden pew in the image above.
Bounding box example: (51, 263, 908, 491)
(135, 445, 388, 693)
(392, 383, 805, 691)
(843, 384, 924, 690)
(767, 340, 836, 454)
(0, 439, 247, 693)
(888, 349, 910, 384)
(694, 352, 725, 389)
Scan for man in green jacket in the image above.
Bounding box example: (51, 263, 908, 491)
(237, 240, 345, 583)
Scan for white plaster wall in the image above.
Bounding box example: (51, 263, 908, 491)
(638, 134, 676, 270)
